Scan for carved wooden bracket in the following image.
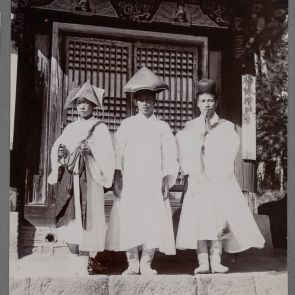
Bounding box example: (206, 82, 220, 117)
(29, 0, 233, 28)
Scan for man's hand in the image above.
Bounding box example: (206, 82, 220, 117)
(80, 142, 91, 156)
(200, 111, 211, 137)
(113, 170, 123, 198)
(204, 114, 212, 133)
(58, 144, 70, 159)
(162, 175, 170, 201)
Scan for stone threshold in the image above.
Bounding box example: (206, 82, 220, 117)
(10, 272, 287, 295)
(10, 254, 287, 295)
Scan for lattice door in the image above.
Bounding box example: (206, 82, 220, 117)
(133, 41, 200, 190)
(64, 37, 200, 135)
(134, 42, 199, 133)
(64, 37, 132, 132)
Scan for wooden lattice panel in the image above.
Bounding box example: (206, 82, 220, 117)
(65, 37, 132, 131)
(64, 37, 200, 135)
(134, 42, 199, 133)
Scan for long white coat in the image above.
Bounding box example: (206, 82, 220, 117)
(105, 113, 179, 255)
(176, 113, 265, 253)
(48, 117, 115, 252)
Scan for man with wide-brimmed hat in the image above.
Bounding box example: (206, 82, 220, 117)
(105, 66, 179, 275)
(48, 81, 115, 274)
(175, 78, 265, 274)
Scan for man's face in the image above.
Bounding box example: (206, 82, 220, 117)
(76, 97, 95, 118)
(135, 90, 156, 118)
(197, 93, 217, 118)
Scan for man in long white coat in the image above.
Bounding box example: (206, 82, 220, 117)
(176, 79, 265, 274)
(48, 81, 115, 274)
(105, 66, 179, 275)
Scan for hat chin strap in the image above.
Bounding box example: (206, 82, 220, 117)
(79, 113, 94, 120)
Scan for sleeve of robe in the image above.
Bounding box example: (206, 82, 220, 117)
(87, 123, 115, 188)
(212, 121, 240, 177)
(161, 123, 179, 188)
(113, 120, 127, 171)
(47, 125, 72, 185)
(176, 130, 188, 175)
(176, 128, 203, 176)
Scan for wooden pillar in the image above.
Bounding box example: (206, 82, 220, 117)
(221, 46, 256, 194)
(10, 41, 18, 151)
(23, 28, 63, 225)
(241, 74, 256, 160)
(30, 35, 51, 205)
(46, 24, 65, 205)
(240, 73, 257, 209)
(209, 51, 222, 115)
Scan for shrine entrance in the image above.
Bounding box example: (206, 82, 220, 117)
(25, 23, 210, 216)
(63, 29, 207, 134)
(25, 23, 213, 225)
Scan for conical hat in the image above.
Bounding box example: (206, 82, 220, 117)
(64, 81, 105, 109)
(123, 66, 169, 94)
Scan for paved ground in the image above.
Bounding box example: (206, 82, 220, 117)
(10, 250, 287, 295)
(11, 249, 287, 277)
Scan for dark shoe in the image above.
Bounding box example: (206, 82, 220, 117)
(87, 257, 108, 275)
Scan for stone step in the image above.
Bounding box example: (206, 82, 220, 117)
(10, 254, 287, 295)
(9, 272, 288, 295)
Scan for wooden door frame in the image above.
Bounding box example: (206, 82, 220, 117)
(39, 22, 208, 207)
(49, 22, 208, 170)
(50, 22, 208, 128)
(52, 22, 208, 70)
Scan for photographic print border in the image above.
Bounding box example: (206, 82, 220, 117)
(1, 0, 294, 294)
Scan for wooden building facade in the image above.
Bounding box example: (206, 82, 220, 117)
(10, 0, 287, 231)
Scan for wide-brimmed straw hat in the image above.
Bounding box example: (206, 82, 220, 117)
(123, 66, 169, 94)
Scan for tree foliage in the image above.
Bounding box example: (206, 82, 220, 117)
(256, 30, 288, 189)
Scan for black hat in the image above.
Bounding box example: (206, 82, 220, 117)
(196, 79, 217, 95)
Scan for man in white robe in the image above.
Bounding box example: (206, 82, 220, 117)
(105, 66, 179, 275)
(48, 81, 115, 274)
(176, 79, 265, 274)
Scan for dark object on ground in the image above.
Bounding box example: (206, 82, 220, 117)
(87, 257, 108, 275)
(258, 196, 287, 248)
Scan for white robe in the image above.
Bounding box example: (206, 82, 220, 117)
(48, 117, 115, 252)
(105, 113, 179, 255)
(176, 113, 265, 253)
